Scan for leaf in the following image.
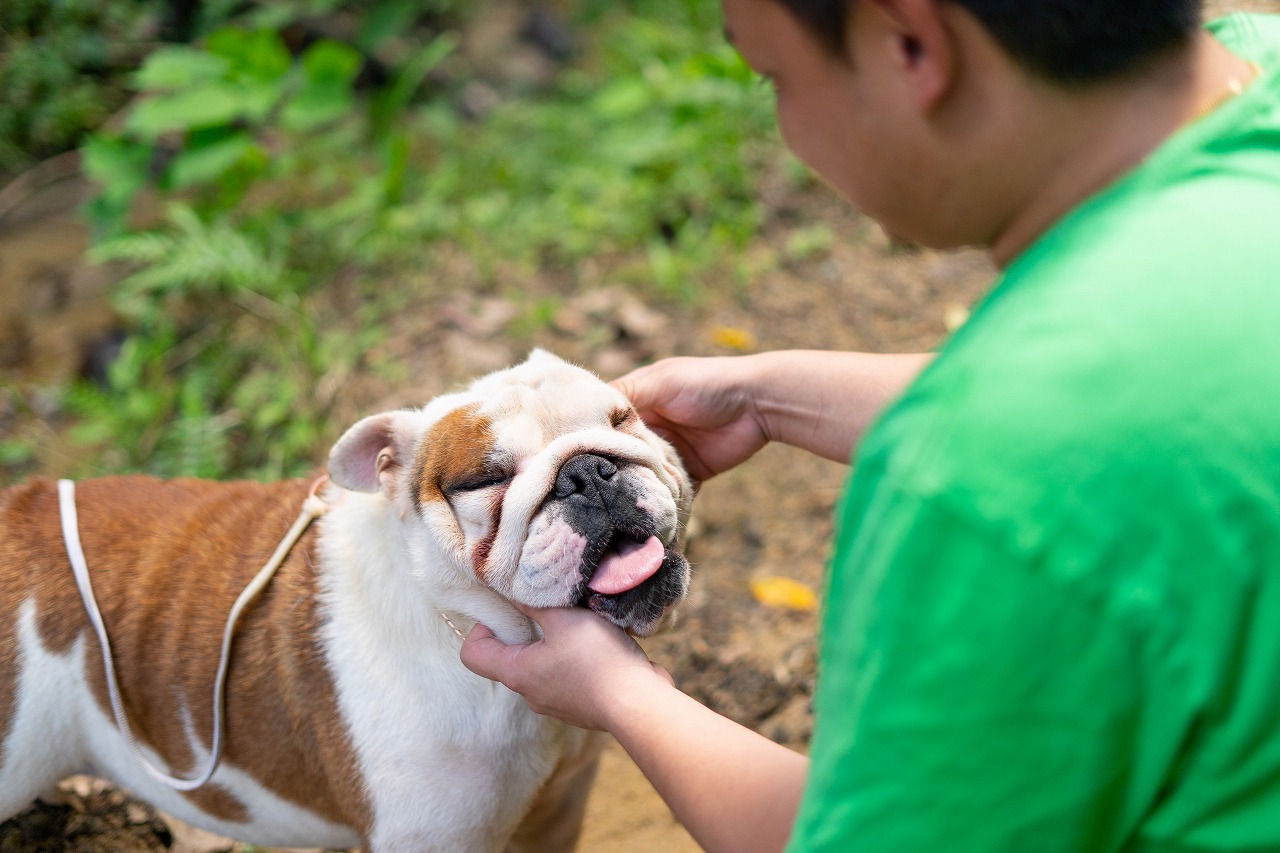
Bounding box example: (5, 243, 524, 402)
(206, 28, 291, 84)
(709, 325, 756, 352)
(275, 40, 363, 132)
(133, 47, 229, 91)
(0, 439, 35, 466)
(371, 32, 457, 135)
(81, 134, 152, 198)
(165, 133, 259, 189)
(124, 85, 246, 138)
(943, 304, 971, 332)
(356, 0, 421, 51)
(281, 86, 355, 131)
(593, 79, 654, 120)
(301, 39, 362, 86)
(784, 224, 835, 261)
(81, 134, 155, 239)
(750, 577, 819, 612)
(381, 131, 410, 205)
(682, 47, 755, 83)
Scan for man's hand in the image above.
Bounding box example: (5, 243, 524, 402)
(612, 356, 770, 484)
(460, 604, 675, 731)
(460, 604, 808, 853)
(614, 351, 934, 478)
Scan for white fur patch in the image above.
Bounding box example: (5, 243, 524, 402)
(0, 600, 358, 848)
(316, 493, 586, 851)
(0, 600, 86, 818)
(515, 516, 589, 605)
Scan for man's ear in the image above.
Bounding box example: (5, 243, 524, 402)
(329, 411, 421, 496)
(868, 0, 956, 112)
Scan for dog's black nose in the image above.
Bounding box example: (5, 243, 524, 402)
(554, 454, 618, 500)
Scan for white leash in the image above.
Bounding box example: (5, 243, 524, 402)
(440, 611, 466, 640)
(57, 476, 331, 792)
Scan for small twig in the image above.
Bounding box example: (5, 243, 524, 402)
(229, 285, 303, 328)
(0, 150, 83, 227)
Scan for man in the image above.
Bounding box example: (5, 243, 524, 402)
(462, 1, 1280, 850)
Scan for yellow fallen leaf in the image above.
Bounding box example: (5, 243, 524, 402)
(750, 576, 819, 612)
(710, 325, 757, 352)
(943, 303, 970, 332)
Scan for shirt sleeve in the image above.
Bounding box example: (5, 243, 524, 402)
(788, 478, 1145, 853)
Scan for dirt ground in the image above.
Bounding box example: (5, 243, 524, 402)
(0, 1, 1271, 849)
(0, 161, 991, 853)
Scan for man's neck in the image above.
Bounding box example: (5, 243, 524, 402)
(988, 32, 1258, 269)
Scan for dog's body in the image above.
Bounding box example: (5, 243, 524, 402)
(0, 352, 693, 852)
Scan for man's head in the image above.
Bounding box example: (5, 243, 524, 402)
(770, 0, 1203, 85)
(723, 0, 1209, 261)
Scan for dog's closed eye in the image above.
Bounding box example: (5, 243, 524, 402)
(610, 407, 637, 428)
(445, 470, 513, 493)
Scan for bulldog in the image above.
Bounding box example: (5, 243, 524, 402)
(0, 350, 693, 852)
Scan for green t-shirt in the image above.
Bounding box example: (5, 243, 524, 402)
(789, 15, 1280, 853)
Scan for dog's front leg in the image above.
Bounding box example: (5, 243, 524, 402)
(505, 731, 606, 853)
(361, 765, 529, 853)
(368, 828, 518, 853)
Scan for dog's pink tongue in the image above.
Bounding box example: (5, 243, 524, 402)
(589, 535, 665, 595)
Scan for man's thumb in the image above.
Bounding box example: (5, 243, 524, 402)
(459, 622, 514, 681)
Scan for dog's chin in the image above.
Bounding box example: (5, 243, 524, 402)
(579, 550, 689, 638)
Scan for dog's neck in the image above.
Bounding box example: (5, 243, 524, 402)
(317, 489, 537, 650)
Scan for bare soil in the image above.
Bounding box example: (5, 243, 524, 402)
(0, 174, 992, 853)
(0, 0, 1268, 848)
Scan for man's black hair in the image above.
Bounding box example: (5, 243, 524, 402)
(772, 0, 1204, 84)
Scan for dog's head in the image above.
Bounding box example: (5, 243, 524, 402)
(327, 350, 693, 637)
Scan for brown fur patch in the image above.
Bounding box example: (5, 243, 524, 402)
(0, 476, 371, 834)
(412, 406, 503, 581)
(471, 532, 498, 573)
(0, 479, 64, 770)
(609, 406, 637, 429)
(413, 405, 497, 507)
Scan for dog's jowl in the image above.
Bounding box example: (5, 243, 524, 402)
(0, 350, 693, 853)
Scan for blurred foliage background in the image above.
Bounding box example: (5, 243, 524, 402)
(0, 0, 793, 481)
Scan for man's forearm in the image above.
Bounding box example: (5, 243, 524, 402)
(748, 350, 933, 463)
(607, 684, 809, 853)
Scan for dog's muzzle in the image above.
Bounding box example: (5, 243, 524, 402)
(553, 453, 688, 635)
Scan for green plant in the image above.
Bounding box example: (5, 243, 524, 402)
(73, 24, 434, 478)
(370, 13, 778, 296)
(0, 0, 165, 178)
(83, 26, 365, 238)
(67, 1, 788, 481)
(72, 203, 348, 478)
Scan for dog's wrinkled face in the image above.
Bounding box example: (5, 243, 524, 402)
(328, 350, 693, 637)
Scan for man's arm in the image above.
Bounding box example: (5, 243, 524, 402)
(746, 350, 933, 463)
(608, 674, 808, 853)
(613, 351, 932, 482)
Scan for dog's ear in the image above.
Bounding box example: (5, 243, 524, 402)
(329, 412, 419, 494)
(525, 348, 566, 367)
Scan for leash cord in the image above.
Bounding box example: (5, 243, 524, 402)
(57, 477, 330, 792)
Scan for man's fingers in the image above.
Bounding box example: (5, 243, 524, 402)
(609, 366, 650, 401)
(460, 622, 519, 681)
(610, 374, 667, 431)
(609, 373, 635, 398)
(467, 622, 496, 642)
(508, 599, 567, 630)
